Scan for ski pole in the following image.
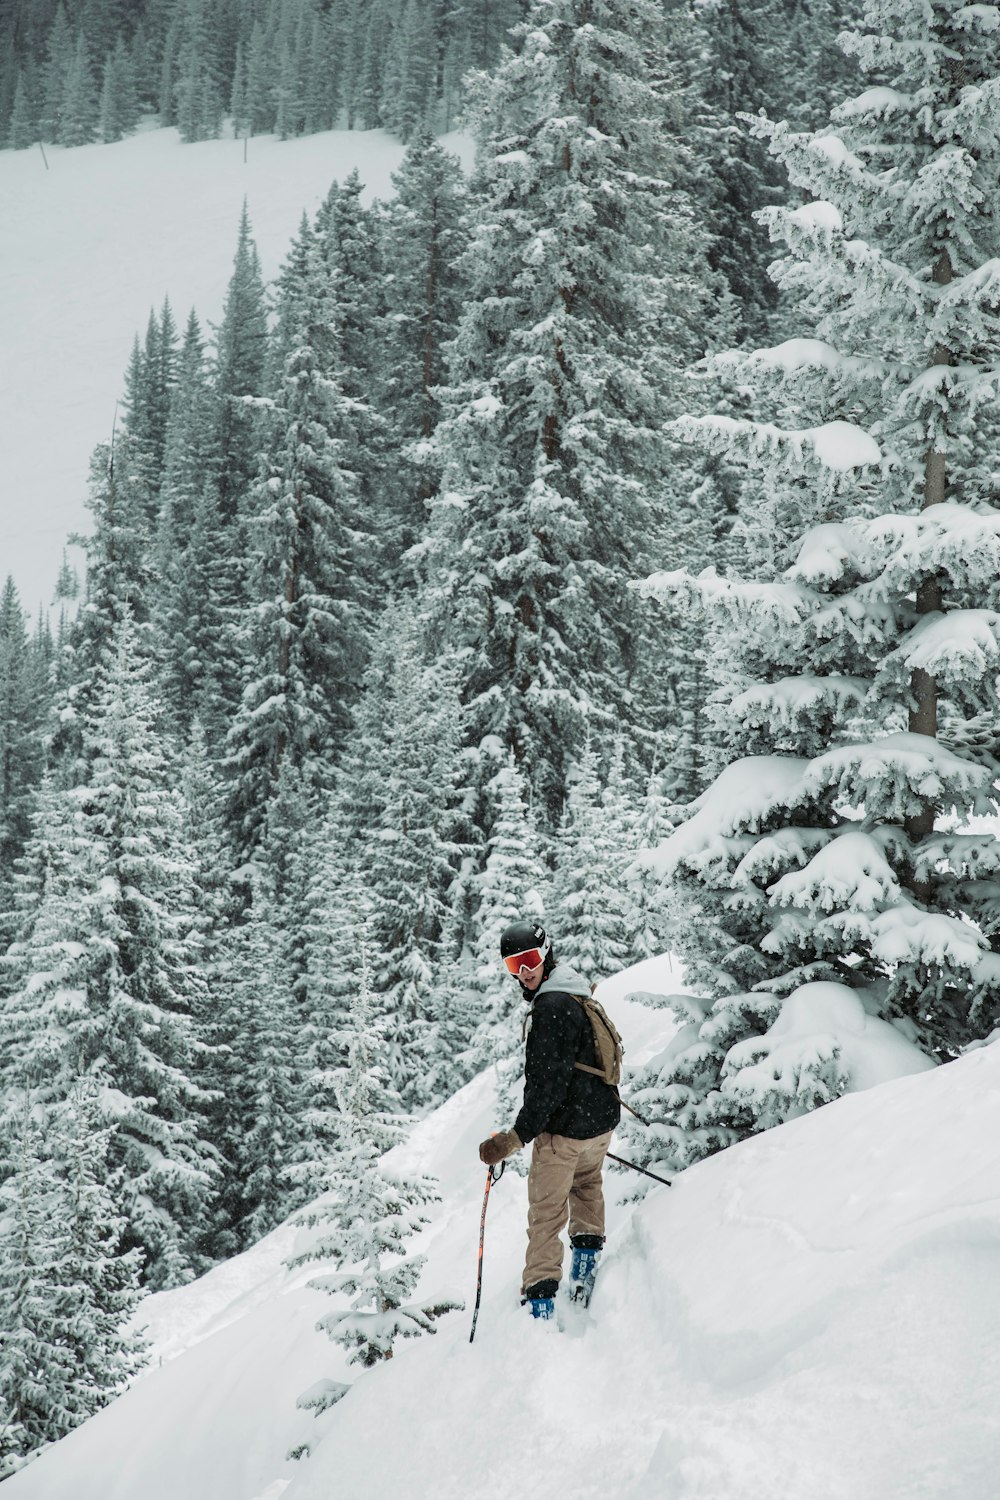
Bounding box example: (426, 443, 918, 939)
(607, 1151, 673, 1188)
(469, 1159, 505, 1344)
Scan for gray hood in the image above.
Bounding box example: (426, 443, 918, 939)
(535, 961, 592, 998)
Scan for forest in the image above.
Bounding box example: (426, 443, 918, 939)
(1, 0, 999, 1479)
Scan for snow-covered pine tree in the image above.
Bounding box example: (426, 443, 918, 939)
(222, 868, 304, 1248)
(419, 0, 716, 824)
(152, 309, 233, 747)
(290, 942, 458, 1373)
(97, 36, 139, 142)
(172, 0, 223, 141)
(120, 299, 179, 522)
(6, 71, 38, 148)
(51, 425, 156, 785)
(338, 605, 467, 1109)
(39, 3, 73, 141)
(0, 612, 218, 1286)
(0, 1087, 145, 1478)
(222, 231, 374, 863)
(173, 722, 244, 1257)
(289, 811, 368, 1211)
(547, 734, 632, 984)
(57, 31, 98, 145)
(379, 0, 436, 140)
(0, 580, 49, 952)
(377, 131, 468, 558)
(215, 203, 269, 525)
(631, 0, 1000, 1165)
(314, 171, 390, 497)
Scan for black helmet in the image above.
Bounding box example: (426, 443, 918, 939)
(499, 920, 550, 963)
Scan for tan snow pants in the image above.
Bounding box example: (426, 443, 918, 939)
(522, 1129, 614, 1292)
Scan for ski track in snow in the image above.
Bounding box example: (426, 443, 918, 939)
(6, 963, 1000, 1500)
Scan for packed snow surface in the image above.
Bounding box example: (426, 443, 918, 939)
(0, 124, 472, 613)
(4, 952, 990, 1500)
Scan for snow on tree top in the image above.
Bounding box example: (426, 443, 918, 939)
(887, 609, 1000, 679)
(807, 134, 865, 173)
(722, 980, 935, 1111)
(634, 755, 812, 878)
(729, 675, 868, 723)
(788, 522, 869, 582)
(810, 421, 882, 470)
(767, 830, 900, 914)
(806, 733, 994, 810)
(835, 87, 912, 121)
(715, 337, 891, 384)
(866, 903, 989, 973)
(787, 199, 843, 235)
(954, 5, 1000, 31)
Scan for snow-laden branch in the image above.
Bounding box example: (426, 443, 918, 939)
(671, 414, 881, 472)
(710, 337, 896, 387)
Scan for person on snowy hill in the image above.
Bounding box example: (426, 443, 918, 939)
(478, 920, 620, 1320)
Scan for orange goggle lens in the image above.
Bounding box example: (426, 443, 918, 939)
(503, 948, 544, 975)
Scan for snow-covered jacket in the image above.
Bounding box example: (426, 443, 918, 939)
(513, 963, 621, 1146)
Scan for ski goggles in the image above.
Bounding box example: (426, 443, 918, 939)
(503, 948, 546, 976)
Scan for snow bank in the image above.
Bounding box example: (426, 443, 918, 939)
(8, 956, 1000, 1500)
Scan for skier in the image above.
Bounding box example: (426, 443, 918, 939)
(478, 920, 620, 1319)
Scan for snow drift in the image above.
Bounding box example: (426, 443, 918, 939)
(4, 955, 994, 1500)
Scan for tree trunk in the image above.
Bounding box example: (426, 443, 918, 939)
(904, 247, 952, 872)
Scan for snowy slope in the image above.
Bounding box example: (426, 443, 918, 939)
(6, 955, 996, 1500)
(0, 125, 472, 615)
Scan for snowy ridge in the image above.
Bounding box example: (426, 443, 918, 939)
(5, 958, 998, 1500)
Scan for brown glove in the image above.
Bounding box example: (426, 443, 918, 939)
(479, 1130, 522, 1166)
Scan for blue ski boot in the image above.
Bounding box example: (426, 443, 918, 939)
(568, 1234, 604, 1307)
(522, 1279, 558, 1320)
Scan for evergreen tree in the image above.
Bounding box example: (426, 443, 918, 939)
(243, 21, 273, 135)
(122, 299, 179, 515)
(547, 734, 632, 983)
(0, 580, 48, 951)
(1, 614, 219, 1287)
(0, 1089, 145, 1479)
(98, 36, 139, 142)
(421, 0, 718, 824)
(380, 0, 436, 141)
(301, 3, 338, 134)
(360, 611, 466, 1108)
(215, 203, 269, 524)
(58, 31, 98, 145)
(377, 132, 469, 556)
(222, 870, 304, 1247)
(291, 945, 458, 1372)
(634, 0, 1000, 1163)
(173, 0, 223, 142)
(228, 36, 247, 137)
(6, 69, 36, 147)
(315, 171, 387, 407)
(53, 432, 155, 784)
(40, 3, 73, 141)
(222, 237, 374, 861)
(152, 309, 232, 746)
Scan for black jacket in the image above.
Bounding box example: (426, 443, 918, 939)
(513, 972, 621, 1145)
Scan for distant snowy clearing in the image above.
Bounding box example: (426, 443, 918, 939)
(0, 124, 473, 613)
